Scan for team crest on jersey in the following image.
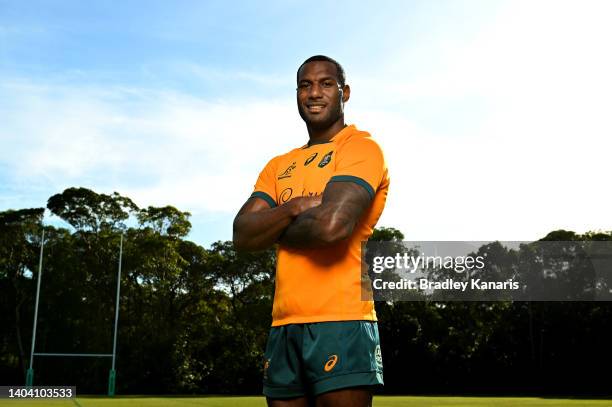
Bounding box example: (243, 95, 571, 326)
(304, 152, 318, 166)
(278, 162, 296, 179)
(318, 151, 333, 168)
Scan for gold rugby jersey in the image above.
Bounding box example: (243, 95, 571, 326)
(250, 124, 390, 326)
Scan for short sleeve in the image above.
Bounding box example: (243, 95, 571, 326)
(328, 136, 386, 199)
(250, 157, 278, 208)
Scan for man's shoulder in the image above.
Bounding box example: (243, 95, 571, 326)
(264, 146, 303, 166)
(336, 126, 384, 155)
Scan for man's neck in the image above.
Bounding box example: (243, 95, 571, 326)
(306, 119, 346, 146)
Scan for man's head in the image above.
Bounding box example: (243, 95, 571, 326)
(296, 55, 350, 130)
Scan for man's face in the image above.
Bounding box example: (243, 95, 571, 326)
(296, 61, 350, 130)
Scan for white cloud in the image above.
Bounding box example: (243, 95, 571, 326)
(1, 80, 304, 217)
(2, 0, 611, 244)
(350, 0, 612, 240)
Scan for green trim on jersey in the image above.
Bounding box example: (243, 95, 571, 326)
(250, 191, 277, 208)
(328, 175, 375, 199)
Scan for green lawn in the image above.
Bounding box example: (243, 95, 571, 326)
(1, 396, 611, 407)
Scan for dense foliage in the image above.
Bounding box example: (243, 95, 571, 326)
(1, 188, 611, 396)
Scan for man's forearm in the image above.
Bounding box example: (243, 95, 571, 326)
(280, 182, 371, 249)
(233, 204, 295, 251)
(280, 205, 352, 249)
(233, 196, 322, 252)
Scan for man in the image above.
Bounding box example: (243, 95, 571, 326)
(233, 55, 390, 407)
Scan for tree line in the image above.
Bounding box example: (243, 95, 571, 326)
(1, 187, 611, 396)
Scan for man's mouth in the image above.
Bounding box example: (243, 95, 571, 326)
(306, 103, 326, 113)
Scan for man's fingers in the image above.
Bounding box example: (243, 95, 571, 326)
(289, 196, 322, 214)
(306, 196, 322, 208)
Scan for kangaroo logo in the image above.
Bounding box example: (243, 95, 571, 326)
(278, 162, 296, 179)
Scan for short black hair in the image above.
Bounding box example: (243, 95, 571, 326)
(297, 55, 346, 87)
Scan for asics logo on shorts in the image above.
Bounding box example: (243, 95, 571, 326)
(324, 354, 338, 372)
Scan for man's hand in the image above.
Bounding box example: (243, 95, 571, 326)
(279, 181, 372, 249)
(289, 195, 322, 214)
(232, 195, 321, 252)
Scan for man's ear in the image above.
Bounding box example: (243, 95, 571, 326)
(341, 84, 351, 103)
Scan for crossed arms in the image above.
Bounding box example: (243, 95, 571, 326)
(232, 181, 372, 251)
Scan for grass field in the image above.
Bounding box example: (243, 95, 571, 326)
(0, 396, 611, 407)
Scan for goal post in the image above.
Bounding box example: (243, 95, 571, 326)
(26, 229, 124, 397)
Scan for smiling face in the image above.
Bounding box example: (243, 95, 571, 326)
(296, 60, 350, 131)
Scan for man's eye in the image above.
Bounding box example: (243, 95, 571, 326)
(322, 82, 334, 88)
(298, 83, 310, 89)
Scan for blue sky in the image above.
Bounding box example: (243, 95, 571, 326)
(1, 0, 611, 247)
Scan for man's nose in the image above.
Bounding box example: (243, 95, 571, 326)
(308, 83, 323, 98)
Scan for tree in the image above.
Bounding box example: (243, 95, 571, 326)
(47, 187, 137, 233)
(3, 189, 612, 396)
(0, 208, 44, 379)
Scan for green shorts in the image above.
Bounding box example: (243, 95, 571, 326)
(262, 321, 384, 398)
